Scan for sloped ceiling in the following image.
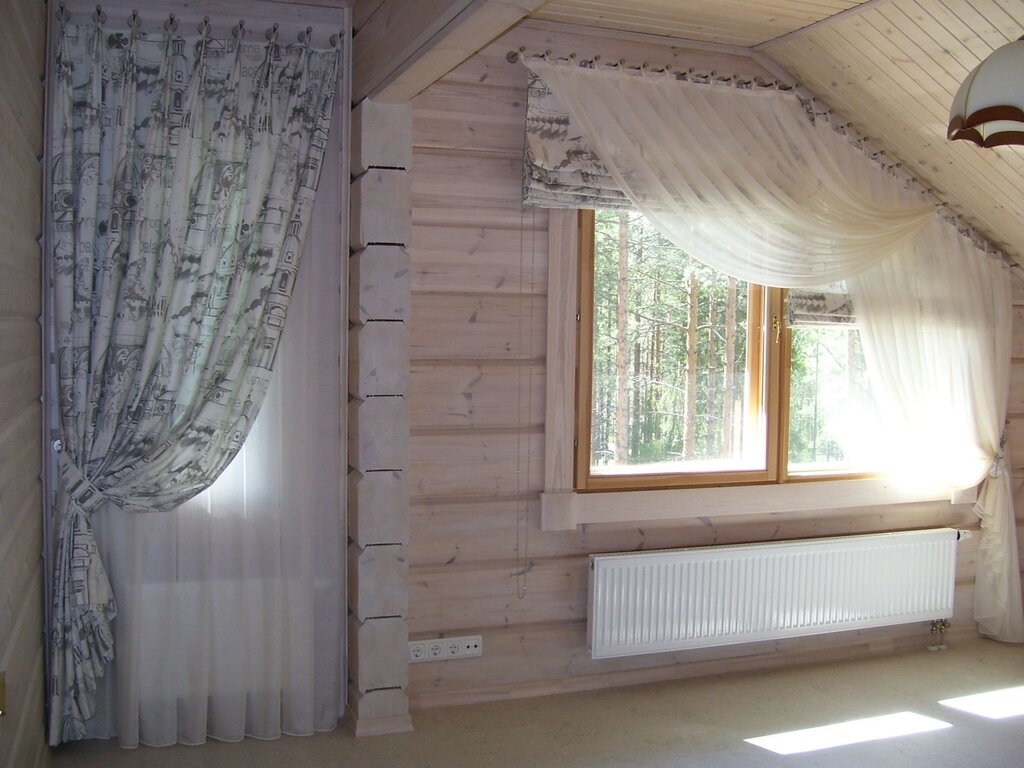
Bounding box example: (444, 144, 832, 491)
(528, 0, 1024, 261)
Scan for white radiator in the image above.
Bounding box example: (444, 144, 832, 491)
(588, 528, 959, 659)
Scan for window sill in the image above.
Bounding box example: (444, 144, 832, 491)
(540, 476, 975, 531)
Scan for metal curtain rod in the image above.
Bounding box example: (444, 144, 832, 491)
(509, 47, 1023, 274)
(57, 3, 343, 46)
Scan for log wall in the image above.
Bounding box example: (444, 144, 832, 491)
(406, 22, 1024, 710)
(0, 0, 49, 765)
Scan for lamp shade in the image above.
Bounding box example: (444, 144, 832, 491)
(948, 36, 1024, 148)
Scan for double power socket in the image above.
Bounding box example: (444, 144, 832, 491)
(409, 635, 483, 663)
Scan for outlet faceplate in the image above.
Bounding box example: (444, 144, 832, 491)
(409, 635, 483, 663)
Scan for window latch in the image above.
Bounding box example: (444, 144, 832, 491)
(772, 315, 782, 344)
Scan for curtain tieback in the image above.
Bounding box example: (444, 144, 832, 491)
(989, 452, 1006, 478)
(57, 450, 109, 516)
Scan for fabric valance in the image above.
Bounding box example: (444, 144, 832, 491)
(524, 59, 937, 287)
(524, 69, 631, 209)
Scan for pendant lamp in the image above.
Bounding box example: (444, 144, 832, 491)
(948, 36, 1024, 148)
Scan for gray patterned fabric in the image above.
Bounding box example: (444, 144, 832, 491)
(787, 290, 856, 327)
(524, 69, 631, 209)
(48, 20, 339, 744)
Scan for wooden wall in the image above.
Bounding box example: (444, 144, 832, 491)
(406, 23, 1022, 710)
(0, 0, 49, 765)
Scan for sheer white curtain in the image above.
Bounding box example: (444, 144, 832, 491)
(526, 58, 1024, 641)
(85, 207, 344, 747)
(849, 219, 1024, 641)
(527, 60, 935, 286)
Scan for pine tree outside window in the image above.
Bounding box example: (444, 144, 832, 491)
(576, 210, 880, 492)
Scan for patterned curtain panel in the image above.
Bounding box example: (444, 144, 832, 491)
(524, 70, 631, 209)
(786, 290, 856, 327)
(48, 18, 339, 744)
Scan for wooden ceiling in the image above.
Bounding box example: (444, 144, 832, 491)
(530, 0, 865, 47)
(527, 0, 1024, 261)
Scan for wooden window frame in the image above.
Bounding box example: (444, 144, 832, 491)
(540, 210, 967, 531)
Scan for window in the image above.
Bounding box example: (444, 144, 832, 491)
(575, 209, 878, 491)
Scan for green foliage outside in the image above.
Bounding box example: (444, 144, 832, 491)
(590, 209, 871, 474)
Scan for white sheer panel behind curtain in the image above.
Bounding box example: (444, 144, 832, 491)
(84, 166, 344, 748)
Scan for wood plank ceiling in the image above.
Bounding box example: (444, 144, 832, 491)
(528, 0, 1024, 261)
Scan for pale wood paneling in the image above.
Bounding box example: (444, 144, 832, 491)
(0, 0, 46, 763)
(528, 0, 862, 47)
(411, 225, 548, 295)
(767, 1, 1024, 262)
(353, 0, 387, 32)
(412, 80, 527, 156)
(410, 362, 545, 430)
(406, 22, 1006, 711)
(409, 498, 977, 568)
(409, 431, 545, 500)
(352, 0, 547, 103)
(412, 149, 527, 209)
(0, 0, 46, 155)
(410, 293, 546, 361)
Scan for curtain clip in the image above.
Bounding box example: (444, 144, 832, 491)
(127, 9, 141, 32)
(265, 23, 279, 44)
(989, 453, 1006, 478)
(232, 19, 245, 39)
(163, 13, 178, 34)
(298, 26, 313, 45)
(92, 4, 106, 24)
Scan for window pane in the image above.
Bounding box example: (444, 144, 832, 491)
(787, 324, 879, 472)
(589, 209, 766, 476)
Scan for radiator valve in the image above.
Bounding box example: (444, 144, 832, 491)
(928, 619, 951, 651)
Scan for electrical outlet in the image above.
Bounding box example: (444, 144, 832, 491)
(409, 635, 484, 663)
(462, 635, 483, 657)
(408, 641, 426, 662)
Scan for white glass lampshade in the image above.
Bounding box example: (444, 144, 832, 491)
(948, 36, 1024, 148)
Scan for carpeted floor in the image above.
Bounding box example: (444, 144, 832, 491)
(51, 636, 1024, 768)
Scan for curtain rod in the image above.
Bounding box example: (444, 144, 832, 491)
(509, 48, 1024, 276)
(57, 2, 343, 46)
(507, 49, 789, 90)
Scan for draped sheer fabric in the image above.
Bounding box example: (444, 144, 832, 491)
(526, 60, 936, 287)
(849, 219, 1024, 641)
(525, 58, 1024, 642)
(84, 232, 345, 746)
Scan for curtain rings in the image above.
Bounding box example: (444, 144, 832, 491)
(197, 16, 211, 38)
(163, 13, 178, 34)
(56, 3, 71, 28)
(127, 9, 141, 32)
(92, 4, 106, 24)
(298, 26, 313, 46)
(265, 23, 279, 44)
(232, 19, 245, 39)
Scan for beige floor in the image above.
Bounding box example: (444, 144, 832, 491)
(52, 637, 1024, 768)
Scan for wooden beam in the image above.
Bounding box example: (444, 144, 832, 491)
(352, 0, 548, 104)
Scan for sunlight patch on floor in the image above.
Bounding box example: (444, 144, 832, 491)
(745, 711, 952, 755)
(939, 685, 1024, 720)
